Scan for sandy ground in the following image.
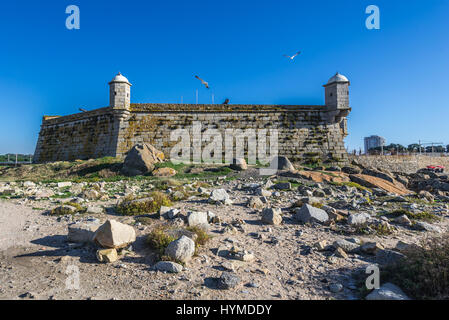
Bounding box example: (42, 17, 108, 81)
(1, 186, 448, 300)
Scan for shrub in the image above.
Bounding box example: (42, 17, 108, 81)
(146, 226, 176, 257)
(186, 226, 212, 248)
(390, 209, 439, 222)
(116, 191, 172, 216)
(382, 234, 449, 299)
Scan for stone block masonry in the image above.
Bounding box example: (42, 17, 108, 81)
(33, 72, 352, 165)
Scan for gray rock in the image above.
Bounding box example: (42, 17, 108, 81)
(295, 204, 329, 224)
(187, 211, 209, 227)
(414, 221, 442, 233)
(153, 261, 183, 273)
(347, 212, 372, 226)
(394, 214, 412, 226)
(86, 205, 104, 214)
(247, 197, 264, 210)
(333, 239, 359, 253)
(209, 189, 233, 205)
(273, 182, 291, 190)
(217, 272, 240, 289)
(164, 235, 195, 262)
(261, 208, 282, 225)
(365, 283, 410, 300)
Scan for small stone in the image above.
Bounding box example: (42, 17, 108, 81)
(153, 261, 183, 273)
(295, 204, 329, 224)
(334, 247, 348, 259)
(217, 272, 240, 290)
(96, 248, 118, 263)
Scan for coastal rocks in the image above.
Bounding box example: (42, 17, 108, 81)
(294, 204, 329, 224)
(164, 235, 195, 263)
(93, 220, 136, 249)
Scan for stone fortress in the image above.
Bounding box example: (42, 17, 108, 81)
(33, 72, 352, 165)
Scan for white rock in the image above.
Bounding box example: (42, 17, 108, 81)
(92, 220, 136, 249)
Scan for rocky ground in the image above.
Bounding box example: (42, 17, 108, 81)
(1, 156, 449, 300)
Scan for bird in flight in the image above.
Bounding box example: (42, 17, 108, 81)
(222, 98, 230, 105)
(195, 75, 210, 89)
(283, 51, 301, 60)
(79, 108, 88, 112)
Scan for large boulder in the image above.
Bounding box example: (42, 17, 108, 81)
(295, 204, 329, 224)
(230, 158, 247, 171)
(269, 156, 295, 171)
(164, 235, 195, 263)
(121, 143, 164, 176)
(92, 220, 136, 249)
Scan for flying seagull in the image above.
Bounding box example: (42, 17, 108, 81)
(79, 108, 88, 112)
(195, 75, 210, 89)
(283, 51, 301, 60)
(222, 98, 230, 105)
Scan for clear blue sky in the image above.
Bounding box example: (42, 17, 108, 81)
(0, 0, 448, 154)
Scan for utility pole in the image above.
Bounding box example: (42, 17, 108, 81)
(181, 96, 183, 104)
(195, 90, 198, 105)
(15, 154, 18, 166)
(212, 93, 214, 104)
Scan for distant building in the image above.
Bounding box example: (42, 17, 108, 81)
(364, 135, 386, 154)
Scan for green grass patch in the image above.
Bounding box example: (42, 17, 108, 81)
(146, 226, 176, 258)
(390, 209, 440, 222)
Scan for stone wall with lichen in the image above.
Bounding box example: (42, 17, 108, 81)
(33, 108, 122, 162)
(34, 103, 349, 165)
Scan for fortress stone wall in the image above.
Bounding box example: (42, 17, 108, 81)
(33, 73, 352, 164)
